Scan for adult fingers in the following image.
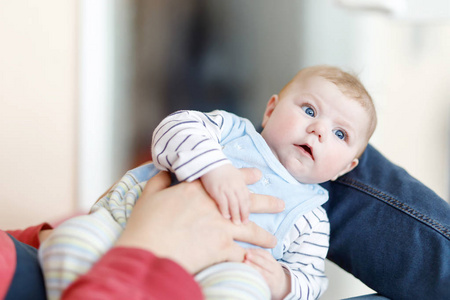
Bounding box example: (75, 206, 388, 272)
(249, 193, 285, 214)
(239, 168, 284, 214)
(228, 192, 241, 225)
(239, 190, 251, 224)
(232, 221, 277, 249)
(239, 168, 262, 185)
(224, 242, 247, 263)
(246, 248, 274, 266)
(142, 171, 172, 196)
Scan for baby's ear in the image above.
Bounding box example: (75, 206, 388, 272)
(331, 159, 359, 181)
(262, 95, 279, 128)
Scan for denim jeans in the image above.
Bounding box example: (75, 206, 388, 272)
(321, 144, 450, 300)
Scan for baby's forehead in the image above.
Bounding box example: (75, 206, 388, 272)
(281, 72, 333, 96)
(291, 69, 322, 84)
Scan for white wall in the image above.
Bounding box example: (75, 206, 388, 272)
(0, 0, 78, 229)
(361, 17, 450, 201)
(78, 0, 135, 211)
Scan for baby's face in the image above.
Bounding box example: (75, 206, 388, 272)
(260, 73, 370, 184)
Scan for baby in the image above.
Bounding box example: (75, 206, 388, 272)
(151, 65, 377, 299)
(40, 65, 377, 300)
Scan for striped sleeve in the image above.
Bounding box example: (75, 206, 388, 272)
(151, 110, 232, 182)
(279, 206, 330, 300)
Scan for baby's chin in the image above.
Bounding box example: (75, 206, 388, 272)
(286, 166, 319, 184)
(288, 166, 330, 184)
(293, 175, 322, 184)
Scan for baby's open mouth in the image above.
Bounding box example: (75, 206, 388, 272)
(298, 144, 314, 160)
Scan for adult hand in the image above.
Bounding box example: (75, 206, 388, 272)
(115, 168, 284, 274)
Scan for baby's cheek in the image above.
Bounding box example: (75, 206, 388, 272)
(319, 158, 346, 180)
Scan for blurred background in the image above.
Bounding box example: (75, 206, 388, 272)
(1, 0, 449, 298)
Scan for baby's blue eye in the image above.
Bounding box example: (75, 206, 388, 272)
(334, 129, 346, 140)
(302, 106, 315, 117)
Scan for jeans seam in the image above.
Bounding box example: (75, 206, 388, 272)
(336, 177, 450, 241)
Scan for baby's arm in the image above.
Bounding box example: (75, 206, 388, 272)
(152, 110, 250, 223)
(152, 110, 229, 182)
(280, 207, 330, 299)
(246, 207, 329, 299)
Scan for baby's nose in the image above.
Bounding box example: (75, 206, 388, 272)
(307, 122, 326, 141)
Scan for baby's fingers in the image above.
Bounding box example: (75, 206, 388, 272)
(244, 256, 270, 279)
(245, 249, 278, 275)
(215, 194, 231, 220)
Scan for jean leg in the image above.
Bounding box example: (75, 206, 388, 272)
(321, 144, 450, 300)
(343, 294, 390, 300)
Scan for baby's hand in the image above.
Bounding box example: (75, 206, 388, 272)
(244, 248, 290, 300)
(201, 164, 250, 224)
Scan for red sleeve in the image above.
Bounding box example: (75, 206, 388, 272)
(5, 223, 53, 249)
(62, 247, 204, 300)
(0, 231, 16, 299)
